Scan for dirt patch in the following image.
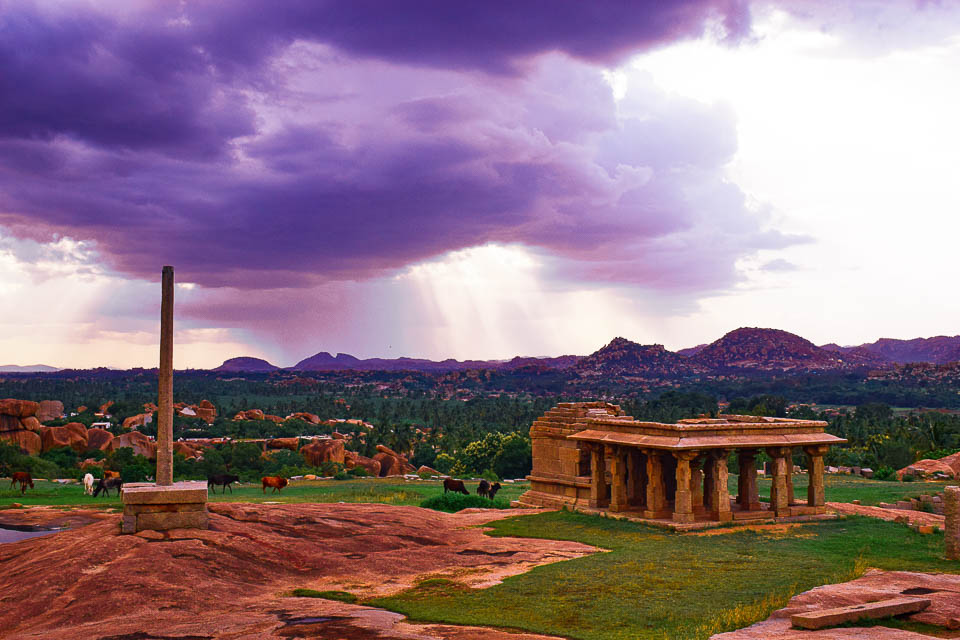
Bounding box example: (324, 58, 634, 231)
(713, 570, 960, 639)
(686, 523, 813, 537)
(0, 503, 591, 639)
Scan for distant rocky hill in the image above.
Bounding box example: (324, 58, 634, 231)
(214, 357, 279, 372)
(0, 364, 59, 372)
(691, 328, 845, 371)
(825, 336, 960, 365)
(292, 351, 581, 373)
(574, 337, 694, 377)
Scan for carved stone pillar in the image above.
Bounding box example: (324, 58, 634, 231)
(691, 456, 704, 509)
(608, 445, 627, 512)
(945, 486, 959, 561)
(709, 449, 732, 522)
(804, 445, 829, 509)
(785, 448, 796, 505)
(737, 449, 760, 511)
(767, 446, 792, 517)
(589, 444, 607, 508)
(702, 455, 714, 511)
(672, 451, 698, 523)
(644, 451, 667, 518)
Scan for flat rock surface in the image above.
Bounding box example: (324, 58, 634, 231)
(712, 570, 960, 639)
(0, 503, 592, 639)
(829, 502, 946, 527)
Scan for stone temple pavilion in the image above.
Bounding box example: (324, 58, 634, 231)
(515, 402, 846, 528)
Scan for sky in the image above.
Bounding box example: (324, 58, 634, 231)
(1, 0, 958, 369)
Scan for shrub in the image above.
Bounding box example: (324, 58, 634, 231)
(873, 466, 896, 481)
(347, 466, 368, 477)
(333, 470, 349, 480)
(420, 493, 510, 513)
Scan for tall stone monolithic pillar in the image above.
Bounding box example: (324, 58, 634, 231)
(156, 266, 174, 486)
(804, 445, 829, 509)
(945, 486, 959, 561)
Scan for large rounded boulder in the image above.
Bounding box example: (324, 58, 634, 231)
(86, 428, 114, 452)
(37, 400, 64, 422)
(373, 444, 416, 477)
(40, 422, 89, 453)
(300, 439, 345, 467)
(0, 430, 41, 455)
(112, 431, 156, 460)
(0, 398, 39, 418)
(267, 438, 300, 451)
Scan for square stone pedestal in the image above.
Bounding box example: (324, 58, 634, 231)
(121, 481, 209, 534)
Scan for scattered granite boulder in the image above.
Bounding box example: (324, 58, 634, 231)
(39, 422, 89, 453)
(373, 444, 416, 477)
(0, 429, 41, 455)
(79, 458, 105, 470)
(36, 400, 64, 422)
(86, 428, 114, 452)
(300, 439, 345, 466)
(19, 416, 41, 432)
(112, 431, 156, 460)
(195, 400, 216, 424)
(898, 459, 956, 480)
(122, 413, 152, 430)
(173, 441, 201, 459)
(0, 398, 39, 418)
(233, 409, 265, 421)
(344, 450, 381, 476)
(267, 437, 300, 451)
(98, 401, 114, 415)
(287, 412, 322, 424)
(417, 465, 440, 476)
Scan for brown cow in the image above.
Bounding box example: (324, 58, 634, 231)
(262, 476, 288, 494)
(443, 478, 469, 495)
(10, 472, 34, 494)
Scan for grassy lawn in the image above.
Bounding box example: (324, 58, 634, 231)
(371, 510, 960, 640)
(0, 477, 529, 509)
(745, 473, 955, 505)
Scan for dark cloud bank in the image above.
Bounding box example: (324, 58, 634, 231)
(0, 0, 802, 297)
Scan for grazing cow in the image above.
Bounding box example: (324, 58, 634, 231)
(93, 477, 123, 497)
(208, 473, 240, 494)
(83, 473, 95, 496)
(443, 478, 469, 495)
(487, 482, 502, 500)
(477, 479, 491, 498)
(103, 470, 121, 480)
(261, 476, 288, 494)
(10, 472, 34, 494)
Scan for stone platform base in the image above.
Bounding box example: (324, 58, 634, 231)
(121, 481, 209, 534)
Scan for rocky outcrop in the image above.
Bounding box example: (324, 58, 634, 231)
(36, 400, 64, 422)
(39, 422, 88, 453)
(575, 337, 696, 377)
(288, 412, 322, 424)
(300, 439, 345, 466)
(344, 450, 381, 476)
(122, 413, 152, 430)
(267, 437, 300, 451)
(0, 399, 45, 455)
(85, 428, 114, 452)
(98, 401, 114, 415)
(233, 409, 265, 421)
(0, 430, 41, 455)
(112, 431, 156, 460)
(195, 400, 216, 424)
(898, 451, 960, 480)
(0, 503, 592, 640)
(373, 444, 416, 477)
(713, 570, 960, 639)
(173, 441, 201, 459)
(417, 465, 440, 476)
(692, 327, 846, 371)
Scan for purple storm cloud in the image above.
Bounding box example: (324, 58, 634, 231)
(0, 0, 787, 300)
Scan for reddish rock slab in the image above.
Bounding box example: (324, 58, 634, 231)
(39, 422, 88, 453)
(0, 503, 593, 640)
(790, 596, 931, 630)
(85, 427, 114, 452)
(0, 398, 39, 418)
(828, 502, 946, 528)
(712, 570, 960, 639)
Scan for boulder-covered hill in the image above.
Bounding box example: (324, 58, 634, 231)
(574, 337, 695, 377)
(691, 327, 847, 371)
(827, 335, 960, 365)
(292, 351, 581, 372)
(213, 357, 279, 372)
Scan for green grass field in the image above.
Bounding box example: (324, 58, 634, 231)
(371, 511, 960, 640)
(0, 477, 530, 508)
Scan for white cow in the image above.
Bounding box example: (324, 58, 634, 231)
(83, 473, 95, 496)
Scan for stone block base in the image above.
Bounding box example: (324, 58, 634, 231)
(121, 481, 209, 534)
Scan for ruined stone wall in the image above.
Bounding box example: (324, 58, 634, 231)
(516, 402, 624, 509)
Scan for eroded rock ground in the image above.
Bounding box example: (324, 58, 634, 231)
(712, 570, 960, 639)
(0, 503, 594, 639)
